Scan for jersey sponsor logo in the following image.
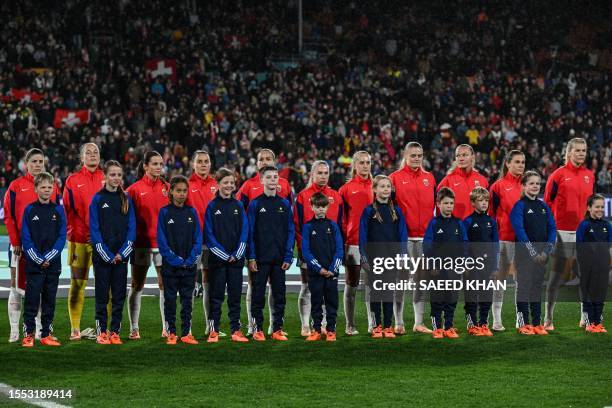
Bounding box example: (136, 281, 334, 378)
(77, 184, 85, 188)
(192, 189, 199, 193)
(402, 181, 410, 184)
(32, 215, 40, 221)
(453, 182, 461, 186)
(505, 187, 513, 191)
(140, 192, 148, 196)
(259, 207, 266, 213)
(214, 209, 222, 215)
(102, 203, 110, 208)
(21, 188, 29, 192)
(351, 190, 359, 194)
(423, 179, 429, 187)
(168, 219, 174, 224)
(252, 187, 261, 191)
(564, 178, 572, 181)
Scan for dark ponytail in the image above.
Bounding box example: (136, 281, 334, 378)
(104, 160, 129, 215)
(137, 151, 163, 180)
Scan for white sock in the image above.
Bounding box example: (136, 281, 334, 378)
(35, 304, 42, 339)
(579, 303, 585, 325)
(343, 286, 357, 329)
(492, 289, 504, 326)
(128, 288, 143, 331)
(8, 287, 22, 334)
(159, 289, 166, 332)
(202, 283, 210, 334)
(267, 289, 275, 334)
(394, 289, 405, 327)
(413, 299, 425, 326)
(321, 304, 327, 330)
(298, 283, 311, 331)
(364, 285, 374, 331)
(246, 283, 254, 332)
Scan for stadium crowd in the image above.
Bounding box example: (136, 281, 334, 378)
(0, 0, 610, 197)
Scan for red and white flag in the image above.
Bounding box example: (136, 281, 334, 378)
(53, 109, 90, 128)
(145, 58, 177, 82)
(10, 88, 44, 102)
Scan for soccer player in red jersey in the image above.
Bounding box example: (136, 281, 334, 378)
(185, 150, 218, 334)
(125, 151, 170, 339)
(389, 142, 436, 334)
(62, 143, 105, 340)
(294, 160, 342, 336)
(488, 150, 525, 331)
(543, 138, 594, 330)
(438, 144, 489, 220)
(3, 148, 61, 343)
(338, 151, 374, 335)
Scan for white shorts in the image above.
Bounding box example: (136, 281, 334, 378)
(554, 230, 576, 258)
(408, 239, 424, 257)
(499, 241, 515, 269)
(131, 248, 163, 267)
(345, 245, 361, 266)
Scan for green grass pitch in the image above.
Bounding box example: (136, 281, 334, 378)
(0, 293, 610, 407)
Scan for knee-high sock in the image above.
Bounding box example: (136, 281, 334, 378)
(202, 283, 210, 334)
(579, 302, 585, 325)
(68, 278, 87, 331)
(344, 285, 357, 329)
(545, 267, 565, 324)
(413, 299, 425, 326)
(364, 284, 374, 331)
(298, 283, 311, 331)
(128, 288, 143, 331)
(8, 287, 22, 334)
(106, 290, 113, 330)
(394, 289, 405, 327)
(492, 289, 505, 326)
(246, 283, 254, 331)
(35, 302, 42, 338)
(321, 304, 327, 329)
(159, 289, 165, 331)
(267, 289, 275, 334)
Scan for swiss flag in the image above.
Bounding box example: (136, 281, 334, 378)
(10, 88, 44, 102)
(145, 58, 177, 82)
(53, 109, 90, 128)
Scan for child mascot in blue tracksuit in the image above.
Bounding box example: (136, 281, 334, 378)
(424, 187, 468, 339)
(510, 171, 556, 336)
(157, 175, 202, 345)
(20, 172, 66, 347)
(204, 168, 249, 343)
(247, 166, 295, 341)
(462, 186, 499, 337)
(89, 160, 136, 345)
(576, 193, 611, 333)
(359, 175, 408, 339)
(302, 192, 344, 341)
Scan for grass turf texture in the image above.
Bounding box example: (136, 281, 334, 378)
(0, 224, 6, 236)
(0, 293, 610, 407)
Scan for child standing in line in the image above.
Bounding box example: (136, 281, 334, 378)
(424, 187, 468, 339)
(510, 171, 556, 336)
(359, 175, 408, 339)
(463, 187, 499, 337)
(204, 168, 249, 343)
(157, 175, 202, 345)
(302, 192, 344, 341)
(576, 193, 611, 333)
(20, 172, 67, 347)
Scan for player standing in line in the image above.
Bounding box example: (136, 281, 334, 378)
(204, 168, 249, 343)
(247, 166, 294, 341)
(20, 172, 66, 347)
(63, 142, 105, 340)
(338, 151, 374, 335)
(89, 161, 136, 345)
(236, 149, 292, 336)
(302, 193, 343, 342)
(544, 138, 594, 330)
(389, 142, 436, 334)
(438, 144, 489, 220)
(157, 176, 202, 345)
(359, 175, 408, 338)
(3, 148, 61, 342)
(185, 150, 218, 335)
(294, 160, 342, 336)
(125, 151, 170, 339)
(462, 187, 499, 336)
(510, 171, 556, 336)
(575, 194, 611, 333)
(488, 150, 525, 331)
(424, 187, 468, 339)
